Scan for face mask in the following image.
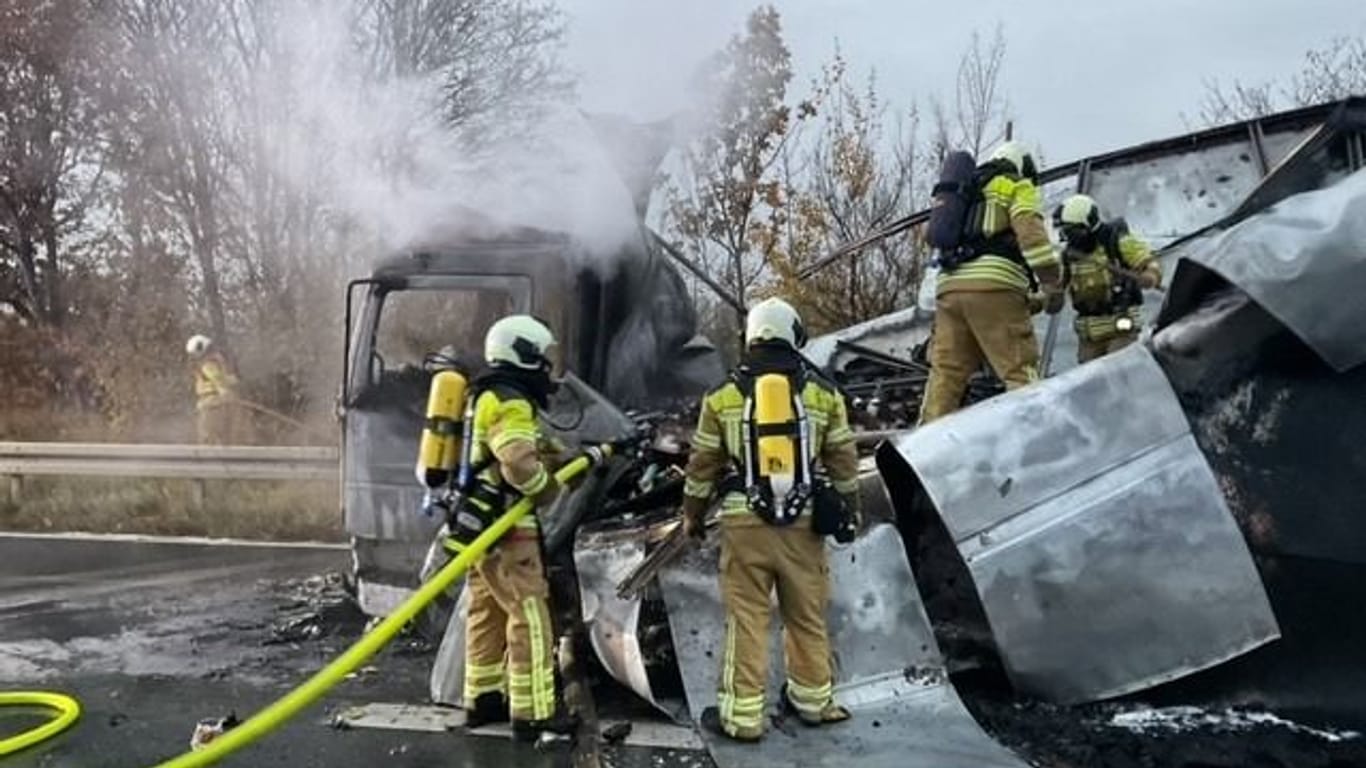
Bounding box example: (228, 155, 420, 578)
(1067, 229, 1098, 253)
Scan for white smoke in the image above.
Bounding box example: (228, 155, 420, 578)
(246, 0, 639, 261)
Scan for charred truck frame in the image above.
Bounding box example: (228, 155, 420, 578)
(340, 217, 722, 616)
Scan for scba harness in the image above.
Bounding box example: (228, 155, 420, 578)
(728, 363, 855, 542)
(441, 378, 539, 551)
(736, 368, 814, 527)
(1066, 219, 1145, 318)
(927, 150, 1040, 291)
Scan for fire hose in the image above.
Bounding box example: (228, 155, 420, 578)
(144, 450, 602, 767)
(0, 453, 603, 763)
(0, 691, 81, 757)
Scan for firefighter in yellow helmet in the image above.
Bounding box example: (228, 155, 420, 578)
(186, 335, 240, 445)
(1053, 194, 1163, 363)
(680, 297, 861, 742)
(456, 315, 582, 742)
(919, 141, 1064, 424)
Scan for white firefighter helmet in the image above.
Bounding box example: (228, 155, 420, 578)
(989, 140, 1039, 180)
(745, 297, 807, 349)
(1056, 193, 1102, 231)
(484, 315, 558, 371)
(185, 334, 212, 357)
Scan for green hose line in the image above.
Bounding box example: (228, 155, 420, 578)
(0, 690, 82, 756)
(153, 453, 599, 768)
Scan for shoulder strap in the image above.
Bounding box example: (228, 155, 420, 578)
(1100, 219, 1129, 265)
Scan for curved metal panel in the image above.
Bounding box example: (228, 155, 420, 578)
(888, 344, 1279, 703)
(1160, 169, 1366, 372)
(658, 524, 1025, 768)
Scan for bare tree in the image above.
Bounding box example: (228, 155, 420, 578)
(930, 25, 1011, 161)
(766, 54, 928, 334)
(1201, 35, 1366, 124)
(664, 5, 819, 343)
(0, 0, 112, 326)
(0, 0, 575, 438)
(356, 0, 570, 142)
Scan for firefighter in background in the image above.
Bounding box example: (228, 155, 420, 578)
(919, 140, 1064, 424)
(186, 335, 240, 445)
(680, 298, 861, 742)
(1054, 194, 1163, 363)
(456, 315, 580, 742)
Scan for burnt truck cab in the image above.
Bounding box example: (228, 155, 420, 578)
(341, 220, 722, 616)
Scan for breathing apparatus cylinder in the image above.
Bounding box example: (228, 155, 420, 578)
(753, 373, 796, 497)
(415, 370, 468, 490)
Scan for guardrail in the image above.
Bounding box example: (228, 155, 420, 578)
(0, 443, 339, 508)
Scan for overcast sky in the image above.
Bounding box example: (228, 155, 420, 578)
(557, 0, 1366, 162)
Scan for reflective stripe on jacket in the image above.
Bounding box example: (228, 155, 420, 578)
(470, 389, 558, 530)
(194, 353, 238, 406)
(1066, 231, 1161, 313)
(938, 173, 1061, 295)
(682, 376, 859, 520)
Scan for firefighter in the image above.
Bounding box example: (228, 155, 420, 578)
(1053, 194, 1163, 363)
(186, 335, 240, 445)
(458, 315, 580, 742)
(919, 140, 1064, 424)
(680, 297, 861, 742)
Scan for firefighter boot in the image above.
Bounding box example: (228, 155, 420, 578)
(463, 692, 509, 730)
(700, 706, 763, 743)
(511, 707, 579, 744)
(782, 684, 851, 727)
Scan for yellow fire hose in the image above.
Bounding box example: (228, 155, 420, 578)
(142, 452, 599, 767)
(0, 691, 82, 756)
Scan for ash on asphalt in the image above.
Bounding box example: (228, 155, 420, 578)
(0, 536, 702, 768)
(957, 668, 1366, 768)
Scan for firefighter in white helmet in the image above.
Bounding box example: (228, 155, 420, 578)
(185, 335, 240, 444)
(680, 297, 861, 742)
(1053, 194, 1163, 363)
(920, 140, 1064, 423)
(457, 315, 585, 742)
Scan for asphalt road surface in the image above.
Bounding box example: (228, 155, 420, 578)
(6, 533, 1366, 768)
(0, 533, 707, 768)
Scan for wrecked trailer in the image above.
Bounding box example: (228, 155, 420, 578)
(347, 103, 1366, 768)
(562, 107, 1366, 766)
(881, 166, 1366, 763)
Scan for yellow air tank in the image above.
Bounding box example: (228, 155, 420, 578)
(753, 373, 796, 478)
(416, 369, 467, 489)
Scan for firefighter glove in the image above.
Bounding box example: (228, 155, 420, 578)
(681, 496, 708, 540)
(583, 444, 611, 467)
(1044, 288, 1066, 315)
(682, 512, 705, 541)
(1137, 268, 1161, 290)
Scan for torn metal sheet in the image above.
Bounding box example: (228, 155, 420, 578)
(572, 527, 659, 710)
(1160, 169, 1366, 373)
(886, 344, 1279, 703)
(658, 523, 1025, 768)
(429, 583, 471, 706)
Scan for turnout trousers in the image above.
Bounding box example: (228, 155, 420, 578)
(920, 289, 1040, 424)
(717, 517, 834, 737)
(1077, 331, 1138, 364)
(462, 533, 557, 722)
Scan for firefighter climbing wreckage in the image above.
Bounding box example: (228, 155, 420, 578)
(919, 140, 1065, 424)
(1053, 194, 1164, 363)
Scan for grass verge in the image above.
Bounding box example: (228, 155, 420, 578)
(0, 477, 342, 542)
